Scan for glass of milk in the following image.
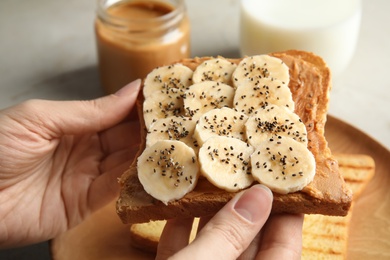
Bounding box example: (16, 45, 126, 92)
(239, 0, 362, 76)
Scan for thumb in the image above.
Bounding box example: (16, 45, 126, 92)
(18, 80, 141, 139)
(172, 185, 273, 260)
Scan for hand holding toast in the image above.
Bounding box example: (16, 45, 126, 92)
(0, 80, 141, 248)
(156, 185, 303, 260)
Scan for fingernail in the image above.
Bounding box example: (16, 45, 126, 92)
(115, 79, 141, 96)
(233, 184, 273, 222)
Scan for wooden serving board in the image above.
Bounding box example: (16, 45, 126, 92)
(50, 116, 390, 260)
(325, 116, 390, 260)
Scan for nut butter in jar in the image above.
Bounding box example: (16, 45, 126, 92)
(95, 0, 190, 93)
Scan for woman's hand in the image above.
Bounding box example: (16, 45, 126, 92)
(0, 80, 141, 248)
(157, 184, 303, 260)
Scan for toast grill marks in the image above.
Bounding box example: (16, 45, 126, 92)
(302, 153, 375, 259)
(117, 51, 352, 224)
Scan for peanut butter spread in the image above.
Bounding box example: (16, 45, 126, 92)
(117, 51, 352, 223)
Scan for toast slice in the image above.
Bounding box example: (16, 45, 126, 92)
(128, 153, 375, 255)
(129, 218, 199, 253)
(117, 50, 353, 224)
(302, 153, 375, 259)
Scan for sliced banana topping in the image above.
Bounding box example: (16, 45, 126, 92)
(143, 90, 185, 129)
(233, 77, 295, 115)
(251, 136, 315, 194)
(232, 55, 290, 89)
(147, 116, 198, 152)
(192, 58, 237, 85)
(143, 64, 193, 98)
(137, 140, 199, 205)
(245, 105, 307, 147)
(138, 55, 316, 203)
(194, 107, 248, 147)
(183, 81, 235, 120)
(198, 136, 254, 192)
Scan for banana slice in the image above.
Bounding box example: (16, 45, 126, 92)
(143, 90, 185, 129)
(183, 81, 235, 120)
(198, 136, 254, 192)
(146, 116, 199, 152)
(245, 105, 307, 148)
(137, 140, 199, 205)
(251, 136, 316, 194)
(232, 55, 290, 89)
(192, 58, 237, 85)
(143, 64, 193, 98)
(233, 77, 295, 115)
(193, 107, 248, 146)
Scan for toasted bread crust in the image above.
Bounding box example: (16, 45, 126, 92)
(127, 153, 375, 255)
(117, 50, 352, 224)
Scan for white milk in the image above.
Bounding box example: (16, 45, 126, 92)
(240, 0, 362, 76)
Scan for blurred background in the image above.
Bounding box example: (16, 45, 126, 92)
(0, 0, 242, 108)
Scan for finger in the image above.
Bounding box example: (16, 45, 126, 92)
(99, 120, 141, 154)
(156, 218, 194, 260)
(256, 213, 304, 260)
(11, 79, 141, 139)
(88, 142, 140, 212)
(238, 231, 262, 260)
(88, 154, 138, 211)
(197, 215, 212, 233)
(170, 185, 273, 260)
(99, 144, 140, 173)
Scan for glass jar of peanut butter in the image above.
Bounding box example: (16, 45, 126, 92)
(95, 0, 190, 94)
